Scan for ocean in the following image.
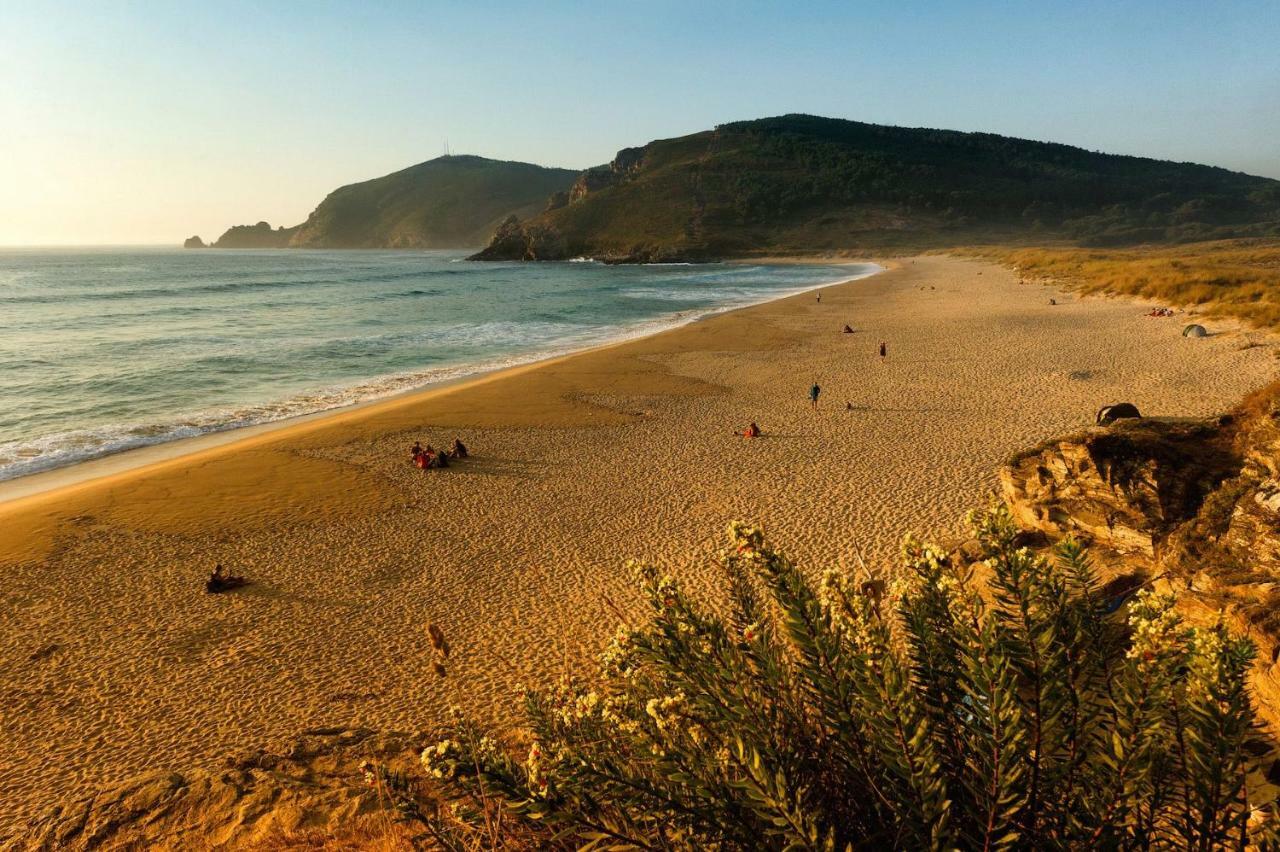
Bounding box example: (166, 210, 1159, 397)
(0, 248, 877, 481)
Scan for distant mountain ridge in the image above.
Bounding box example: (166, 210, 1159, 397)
(471, 114, 1280, 262)
(201, 155, 578, 249)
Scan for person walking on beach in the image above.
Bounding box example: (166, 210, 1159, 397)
(809, 382, 821, 410)
(816, 291, 822, 304)
(879, 341, 887, 361)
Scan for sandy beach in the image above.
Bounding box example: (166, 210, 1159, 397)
(1, 254, 1275, 836)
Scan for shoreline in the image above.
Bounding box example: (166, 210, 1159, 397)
(0, 260, 880, 507)
(2, 254, 1275, 837)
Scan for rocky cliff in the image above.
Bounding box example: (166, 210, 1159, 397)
(1000, 382, 1280, 726)
(183, 235, 207, 249)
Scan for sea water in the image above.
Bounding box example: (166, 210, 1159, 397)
(0, 248, 877, 481)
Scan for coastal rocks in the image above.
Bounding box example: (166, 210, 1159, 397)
(16, 728, 426, 850)
(182, 235, 206, 248)
(469, 214, 568, 261)
(999, 418, 1237, 557)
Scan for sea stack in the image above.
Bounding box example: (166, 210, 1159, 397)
(183, 235, 207, 248)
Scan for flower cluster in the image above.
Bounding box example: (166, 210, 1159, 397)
(525, 740, 549, 797)
(1185, 626, 1227, 700)
(645, 691, 688, 735)
(727, 521, 766, 560)
(891, 534, 956, 602)
(359, 760, 377, 788)
(819, 567, 883, 653)
(551, 683, 603, 726)
(1125, 588, 1191, 671)
(600, 626, 637, 678)
(420, 738, 459, 779)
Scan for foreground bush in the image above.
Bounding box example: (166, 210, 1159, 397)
(391, 507, 1273, 850)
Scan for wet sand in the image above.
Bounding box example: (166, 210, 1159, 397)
(1, 255, 1274, 836)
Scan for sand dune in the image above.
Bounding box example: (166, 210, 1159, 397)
(1, 255, 1274, 837)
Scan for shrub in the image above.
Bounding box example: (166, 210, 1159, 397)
(393, 507, 1274, 850)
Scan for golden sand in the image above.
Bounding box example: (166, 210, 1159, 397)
(0, 255, 1274, 833)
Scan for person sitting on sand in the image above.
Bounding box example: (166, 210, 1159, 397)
(448, 438, 468, 459)
(842, 324, 854, 334)
(206, 564, 248, 594)
(411, 441, 423, 460)
(740, 422, 761, 439)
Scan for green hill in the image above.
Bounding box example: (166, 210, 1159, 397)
(208, 155, 578, 249)
(471, 114, 1280, 261)
(211, 221, 299, 248)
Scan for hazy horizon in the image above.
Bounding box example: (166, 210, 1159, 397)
(3, 0, 1278, 246)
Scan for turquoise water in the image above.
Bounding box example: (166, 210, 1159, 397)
(0, 248, 877, 480)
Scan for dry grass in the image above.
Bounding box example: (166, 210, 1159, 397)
(960, 239, 1280, 330)
(1236, 378, 1280, 424)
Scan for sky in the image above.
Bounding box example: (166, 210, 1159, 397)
(1, 0, 1277, 246)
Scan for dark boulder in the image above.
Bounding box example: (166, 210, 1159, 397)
(1096, 403, 1141, 425)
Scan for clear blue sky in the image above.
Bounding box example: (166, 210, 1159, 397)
(2, 0, 1277, 245)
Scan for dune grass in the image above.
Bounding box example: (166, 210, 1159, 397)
(962, 239, 1280, 330)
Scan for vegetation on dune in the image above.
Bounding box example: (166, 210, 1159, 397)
(368, 507, 1273, 850)
(473, 114, 1280, 261)
(968, 239, 1280, 330)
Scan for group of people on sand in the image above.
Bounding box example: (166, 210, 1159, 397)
(411, 437, 468, 470)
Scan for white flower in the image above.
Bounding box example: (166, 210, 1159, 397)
(645, 691, 688, 734)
